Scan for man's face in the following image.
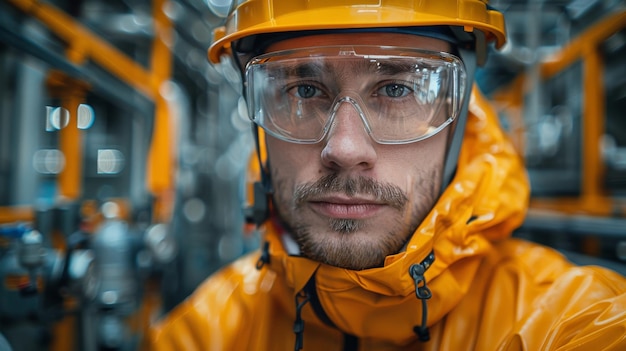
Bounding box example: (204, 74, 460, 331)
(263, 33, 453, 270)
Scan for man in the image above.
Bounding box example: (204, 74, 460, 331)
(144, 1, 626, 350)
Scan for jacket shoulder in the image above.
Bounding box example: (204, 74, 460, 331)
(490, 238, 626, 289)
(482, 239, 626, 350)
(142, 252, 276, 351)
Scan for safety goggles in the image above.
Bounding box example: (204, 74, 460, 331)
(245, 46, 467, 144)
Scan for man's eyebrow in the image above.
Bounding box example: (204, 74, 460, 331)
(282, 62, 325, 78)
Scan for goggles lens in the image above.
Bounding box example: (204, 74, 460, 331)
(245, 46, 466, 144)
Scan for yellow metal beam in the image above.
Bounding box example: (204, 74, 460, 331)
(0, 206, 33, 224)
(6, 0, 155, 99)
(6, 0, 177, 212)
(541, 10, 626, 79)
(46, 71, 91, 200)
(491, 10, 626, 217)
(147, 0, 175, 222)
(581, 46, 606, 206)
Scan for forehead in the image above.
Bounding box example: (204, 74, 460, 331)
(265, 32, 452, 54)
(268, 56, 424, 86)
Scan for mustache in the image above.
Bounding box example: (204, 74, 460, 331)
(294, 174, 408, 210)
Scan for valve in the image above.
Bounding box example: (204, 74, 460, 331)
(17, 230, 46, 296)
(144, 223, 177, 265)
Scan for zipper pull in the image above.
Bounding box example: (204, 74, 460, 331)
(409, 251, 435, 342)
(293, 290, 310, 351)
(256, 241, 270, 269)
(409, 262, 432, 300)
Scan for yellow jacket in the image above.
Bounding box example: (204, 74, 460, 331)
(144, 87, 626, 350)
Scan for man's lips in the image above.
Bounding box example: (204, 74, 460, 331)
(308, 196, 386, 219)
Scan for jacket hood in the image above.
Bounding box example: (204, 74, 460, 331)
(259, 85, 530, 345)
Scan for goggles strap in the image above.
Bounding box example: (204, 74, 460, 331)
(236, 50, 272, 227)
(244, 125, 272, 226)
(441, 46, 477, 194)
(451, 27, 487, 66)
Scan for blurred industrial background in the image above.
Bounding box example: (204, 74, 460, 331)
(0, 0, 624, 350)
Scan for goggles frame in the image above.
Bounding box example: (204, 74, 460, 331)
(245, 45, 467, 145)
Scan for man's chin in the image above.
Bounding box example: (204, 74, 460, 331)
(327, 218, 364, 234)
(305, 241, 390, 270)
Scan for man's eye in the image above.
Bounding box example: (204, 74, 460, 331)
(378, 83, 412, 98)
(295, 84, 319, 98)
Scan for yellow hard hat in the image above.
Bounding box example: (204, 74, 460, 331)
(208, 0, 507, 63)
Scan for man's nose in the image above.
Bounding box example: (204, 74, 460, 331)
(321, 100, 377, 171)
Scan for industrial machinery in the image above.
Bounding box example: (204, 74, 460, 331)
(0, 0, 251, 350)
(480, 0, 626, 272)
(0, 201, 179, 350)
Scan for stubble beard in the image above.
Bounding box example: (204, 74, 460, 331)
(273, 173, 436, 270)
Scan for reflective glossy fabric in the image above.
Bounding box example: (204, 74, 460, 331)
(143, 86, 626, 351)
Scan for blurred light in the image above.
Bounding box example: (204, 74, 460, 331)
(178, 168, 196, 197)
(33, 149, 65, 174)
(205, 63, 223, 85)
(206, 0, 232, 18)
(538, 116, 562, 157)
(160, 26, 176, 48)
(603, 30, 626, 54)
(237, 96, 249, 119)
(181, 145, 200, 166)
(215, 154, 236, 180)
(159, 80, 178, 100)
(46, 106, 70, 131)
(144, 223, 177, 263)
(602, 134, 626, 170)
(191, 20, 211, 43)
(77, 104, 95, 129)
(97, 149, 125, 174)
(67, 249, 98, 300)
(183, 198, 206, 223)
(231, 107, 248, 131)
(218, 235, 243, 262)
(218, 55, 242, 87)
(186, 50, 205, 70)
(163, 1, 184, 21)
(45, 106, 55, 131)
(119, 14, 142, 33)
(101, 201, 120, 219)
(566, 0, 596, 19)
(96, 12, 152, 36)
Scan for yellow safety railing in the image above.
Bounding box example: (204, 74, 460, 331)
(3, 0, 176, 222)
(492, 10, 626, 217)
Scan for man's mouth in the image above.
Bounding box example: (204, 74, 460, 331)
(294, 174, 408, 214)
(308, 195, 386, 219)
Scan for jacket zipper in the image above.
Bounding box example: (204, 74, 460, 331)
(292, 250, 435, 350)
(303, 273, 359, 351)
